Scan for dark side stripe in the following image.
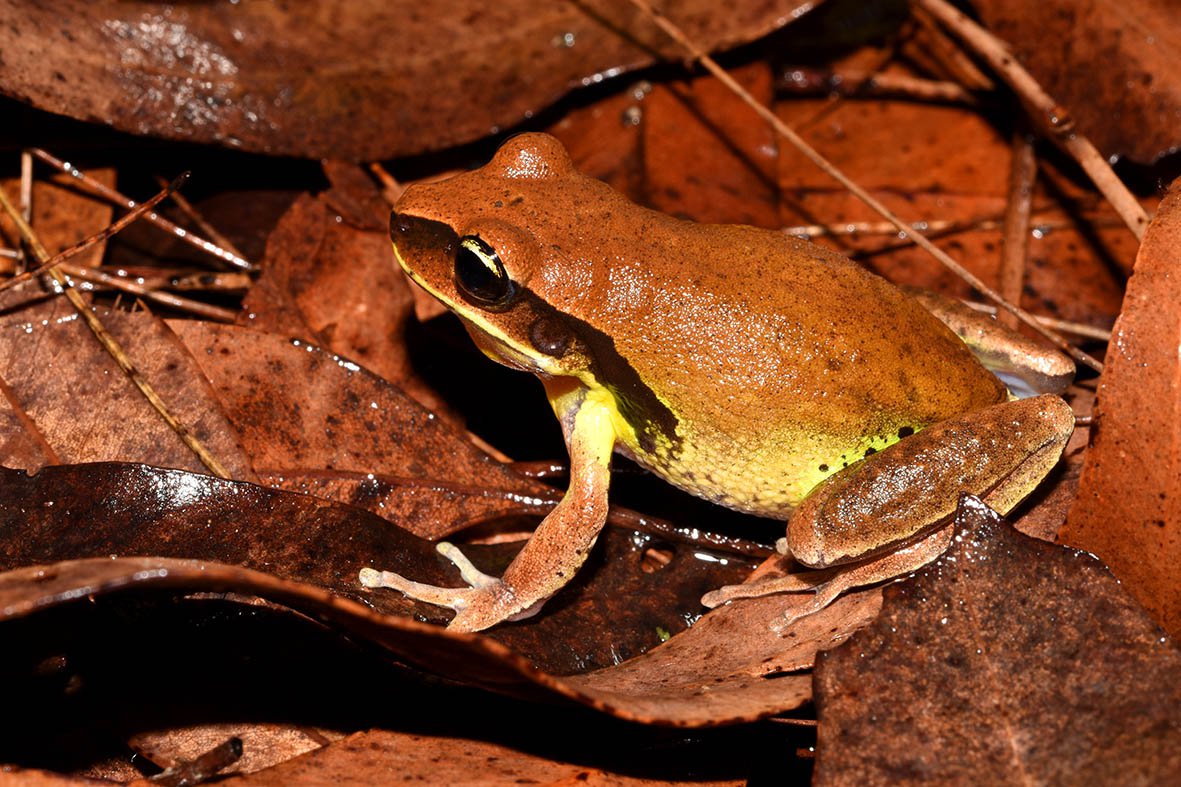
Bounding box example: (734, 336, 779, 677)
(392, 212, 680, 455)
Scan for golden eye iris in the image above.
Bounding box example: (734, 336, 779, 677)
(454, 236, 516, 307)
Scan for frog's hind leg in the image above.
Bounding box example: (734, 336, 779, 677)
(703, 394, 1074, 630)
(905, 287, 1075, 397)
(702, 524, 955, 633)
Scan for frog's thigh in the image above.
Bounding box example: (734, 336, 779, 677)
(788, 394, 1074, 569)
(906, 287, 1075, 396)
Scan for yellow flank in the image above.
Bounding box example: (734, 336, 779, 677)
(635, 417, 915, 519)
(546, 364, 919, 520)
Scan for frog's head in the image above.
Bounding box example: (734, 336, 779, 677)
(390, 133, 612, 378)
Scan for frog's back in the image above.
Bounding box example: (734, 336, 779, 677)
(573, 212, 1006, 515)
(393, 135, 1006, 517)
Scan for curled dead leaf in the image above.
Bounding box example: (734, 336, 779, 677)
(814, 497, 1181, 784)
(1066, 177, 1181, 636)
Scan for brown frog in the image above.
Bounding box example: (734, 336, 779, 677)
(360, 133, 1075, 632)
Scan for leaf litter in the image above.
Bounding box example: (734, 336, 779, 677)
(0, 0, 1178, 782)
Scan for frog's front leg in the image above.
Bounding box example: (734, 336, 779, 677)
(361, 383, 615, 632)
(705, 394, 1074, 624)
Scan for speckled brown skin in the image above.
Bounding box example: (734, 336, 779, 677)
(391, 133, 1006, 517)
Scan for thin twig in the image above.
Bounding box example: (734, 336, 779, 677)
(998, 132, 1036, 329)
(105, 267, 253, 294)
(148, 736, 243, 787)
(624, 0, 1102, 373)
(154, 174, 249, 264)
(778, 68, 977, 105)
(781, 205, 1108, 240)
(56, 263, 239, 321)
(17, 150, 33, 273)
(906, 6, 995, 91)
(28, 148, 255, 271)
(0, 184, 232, 479)
(0, 174, 188, 295)
(369, 162, 407, 205)
(914, 0, 1149, 240)
(963, 301, 1112, 342)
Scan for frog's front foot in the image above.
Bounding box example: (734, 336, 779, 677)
(359, 542, 543, 633)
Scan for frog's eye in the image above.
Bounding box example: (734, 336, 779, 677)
(455, 236, 516, 308)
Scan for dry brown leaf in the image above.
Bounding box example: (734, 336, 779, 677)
(774, 96, 1129, 330)
(813, 497, 1181, 785)
(129, 724, 344, 778)
(0, 1, 819, 159)
(168, 320, 549, 500)
(0, 767, 103, 785)
(239, 191, 421, 394)
(0, 303, 255, 479)
(0, 167, 115, 271)
(1065, 177, 1181, 636)
(640, 63, 782, 228)
(974, 0, 1181, 165)
(216, 729, 742, 787)
(565, 590, 880, 725)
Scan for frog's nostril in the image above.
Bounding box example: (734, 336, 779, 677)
(389, 213, 412, 241)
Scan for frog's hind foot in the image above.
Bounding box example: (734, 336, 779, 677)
(702, 524, 954, 635)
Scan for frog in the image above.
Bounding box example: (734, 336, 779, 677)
(359, 132, 1076, 633)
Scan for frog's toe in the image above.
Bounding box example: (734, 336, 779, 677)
(358, 566, 479, 612)
(705, 524, 956, 634)
(701, 570, 827, 608)
(358, 541, 498, 610)
(769, 583, 845, 635)
(435, 541, 501, 590)
(701, 571, 845, 635)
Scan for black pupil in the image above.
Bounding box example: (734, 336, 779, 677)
(455, 240, 510, 304)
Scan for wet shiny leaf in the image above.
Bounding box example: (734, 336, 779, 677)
(0, 0, 818, 159)
(0, 461, 771, 688)
(260, 469, 558, 542)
